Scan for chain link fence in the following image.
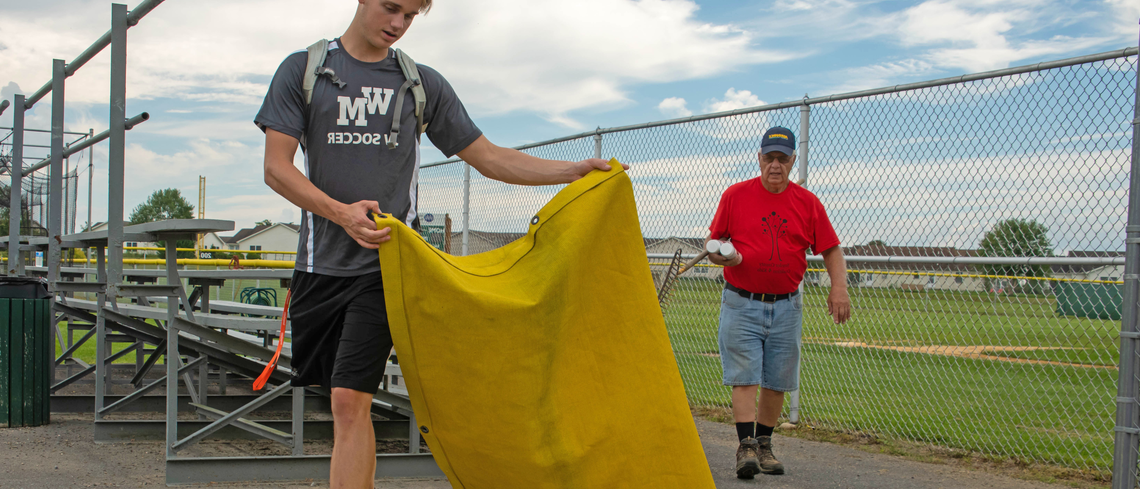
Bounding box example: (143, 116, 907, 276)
(419, 48, 1138, 480)
(1, 129, 84, 239)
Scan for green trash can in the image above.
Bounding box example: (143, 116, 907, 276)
(0, 276, 52, 428)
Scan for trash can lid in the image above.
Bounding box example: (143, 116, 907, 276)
(0, 276, 51, 299)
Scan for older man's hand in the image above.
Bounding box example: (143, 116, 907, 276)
(827, 287, 851, 324)
(707, 249, 742, 267)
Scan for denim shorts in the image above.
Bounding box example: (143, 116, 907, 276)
(717, 288, 803, 391)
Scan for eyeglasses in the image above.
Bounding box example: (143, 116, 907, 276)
(761, 153, 793, 165)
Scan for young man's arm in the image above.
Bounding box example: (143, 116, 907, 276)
(456, 135, 625, 185)
(821, 245, 851, 324)
(263, 128, 391, 249)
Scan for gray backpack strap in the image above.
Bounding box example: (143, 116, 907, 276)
(387, 48, 427, 149)
(302, 39, 330, 106)
(299, 39, 330, 148)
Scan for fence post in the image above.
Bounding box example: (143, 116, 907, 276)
(48, 59, 65, 292)
(8, 94, 25, 277)
(788, 97, 811, 425)
(461, 163, 471, 256)
(798, 95, 810, 185)
(1112, 28, 1140, 489)
(594, 128, 603, 160)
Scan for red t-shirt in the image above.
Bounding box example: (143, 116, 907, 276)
(709, 179, 840, 294)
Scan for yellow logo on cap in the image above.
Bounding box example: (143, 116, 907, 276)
(768, 134, 789, 140)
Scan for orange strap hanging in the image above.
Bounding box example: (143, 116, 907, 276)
(253, 289, 291, 391)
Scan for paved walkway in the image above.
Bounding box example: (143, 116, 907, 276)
(0, 415, 1074, 488)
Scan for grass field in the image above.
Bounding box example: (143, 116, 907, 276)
(54, 268, 1118, 474)
(663, 278, 1119, 474)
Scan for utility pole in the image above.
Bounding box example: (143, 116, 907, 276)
(196, 175, 205, 258)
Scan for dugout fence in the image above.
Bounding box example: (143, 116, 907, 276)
(420, 45, 1140, 485)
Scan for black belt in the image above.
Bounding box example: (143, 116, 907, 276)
(726, 283, 799, 303)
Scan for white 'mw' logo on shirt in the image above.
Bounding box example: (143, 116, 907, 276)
(337, 87, 395, 126)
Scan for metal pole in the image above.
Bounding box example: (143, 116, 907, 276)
(788, 98, 810, 425)
(8, 95, 24, 277)
(798, 96, 810, 185)
(94, 245, 106, 418)
(1112, 27, 1140, 489)
(48, 59, 65, 292)
(593, 128, 602, 160)
(23, 112, 148, 176)
(64, 157, 70, 236)
(87, 128, 92, 232)
(461, 164, 470, 256)
(108, 3, 126, 296)
(165, 237, 179, 458)
(291, 387, 304, 456)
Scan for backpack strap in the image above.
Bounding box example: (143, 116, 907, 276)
(388, 48, 427, 149)
(302, 39, 330, 106)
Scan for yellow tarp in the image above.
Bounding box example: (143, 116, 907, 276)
(375, 161, 714, 488)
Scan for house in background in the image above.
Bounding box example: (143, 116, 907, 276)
(1052, 250, 1125, 283)
(200, 232, 226, 250)
(444, 230, 526, 255)
(839, 245, 986, 292)
(219, 223, 300, 260)
(88, 221, 157, 252)
(644, 237, 721, 288)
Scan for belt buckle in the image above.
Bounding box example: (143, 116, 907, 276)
(760, 293, 774, 303)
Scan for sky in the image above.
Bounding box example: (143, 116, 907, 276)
(0, 0, 1138, 240)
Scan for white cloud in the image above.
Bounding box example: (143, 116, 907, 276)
(658, 97, 692, 118)
(705, 88, 764, 113)
(0, 0, 791, 130)
(824, 59, 936, 94)
(894, 0, 1114, 72)
(401, 0, 791, 128)
(1105, 0, 1140, 39)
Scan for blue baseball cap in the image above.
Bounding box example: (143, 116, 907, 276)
(761, 127, 796, 155)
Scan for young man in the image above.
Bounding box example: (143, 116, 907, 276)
(255, 0, 619, 486)
(706, 126, 850, 479)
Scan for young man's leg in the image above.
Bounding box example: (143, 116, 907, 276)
(328, 272, 393, 488)
(331, 387, 378, 487)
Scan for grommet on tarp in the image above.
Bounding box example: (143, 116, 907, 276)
(530, 216, 540, 225)
(420, 425, 430, 434)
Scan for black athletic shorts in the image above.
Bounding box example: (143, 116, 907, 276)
(288, 270, 393, 394)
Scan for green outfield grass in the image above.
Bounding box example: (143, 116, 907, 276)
(663, 278, 1119, 473)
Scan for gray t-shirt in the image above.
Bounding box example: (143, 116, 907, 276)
(255, 39, 482, 276)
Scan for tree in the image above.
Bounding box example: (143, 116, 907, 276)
(978, 218, 1053, 295)
(129, 189, 195, 258)
(129, 188, 194, 224)
(255, 219, 274, 227)
(866, 240, 887, 247)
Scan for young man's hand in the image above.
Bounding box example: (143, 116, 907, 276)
(336, 200, 391, 249)
(566, 158, 630, 182)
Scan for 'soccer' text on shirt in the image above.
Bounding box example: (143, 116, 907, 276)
(330, 87, 397, 145)
(327, 131, 393, 145)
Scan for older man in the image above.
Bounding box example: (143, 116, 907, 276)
(705, 126, 851, 479)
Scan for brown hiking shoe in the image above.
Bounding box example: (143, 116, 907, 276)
(735, 437, 761, 479)
(756, 435, 785, 475)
